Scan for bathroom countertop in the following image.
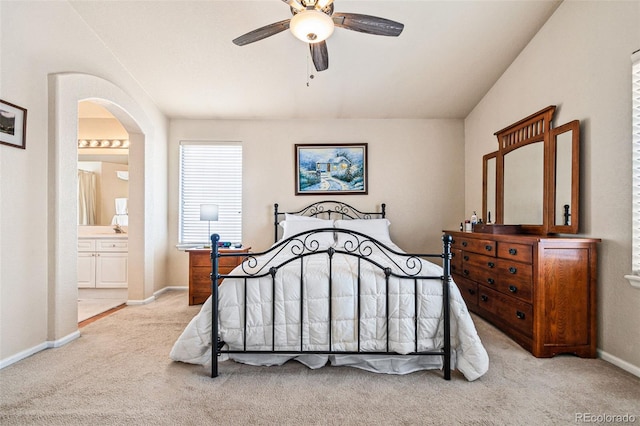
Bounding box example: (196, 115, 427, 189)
(78, 226, 128, 239)
(79, 233, 128, 239)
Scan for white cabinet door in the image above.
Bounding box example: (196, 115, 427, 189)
(78, 252, 96, 288)
(95, 252, 128, 288)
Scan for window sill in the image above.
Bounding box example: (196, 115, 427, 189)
(624, 274, 640, 289)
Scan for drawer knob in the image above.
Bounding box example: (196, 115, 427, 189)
(508, 285, 518, 293)
(468, 289, 476, 295)
(463, 269, 470, 276)
(516, 311, 526, 320)
(509, 248, 518, 255)
(487, 278, 495, 285)
(463, 255, 469, 261)
(485, 245, 493, 252)
(462, 241, 468, 247)
(487, 262, 495, 268)
(509, 267, 518, 274)
(481, 295, 488, 302)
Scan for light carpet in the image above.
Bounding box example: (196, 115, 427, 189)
(1, 289, 638, 425)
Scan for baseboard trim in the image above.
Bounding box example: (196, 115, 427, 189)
(598, 349, 640, 378)
(126, 286, 187, 306)
(154, 286, 187, 296)
(0, 330, 80, 370)
(126, 295, 155, 305)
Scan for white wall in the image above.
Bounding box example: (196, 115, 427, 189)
(167, 119, 466, 286)
(0, 1, 168, 364)
(465, 1, 640, 372)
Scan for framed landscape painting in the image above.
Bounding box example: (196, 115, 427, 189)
(295, 143, 368, 195)
(0, 100, 27, 149)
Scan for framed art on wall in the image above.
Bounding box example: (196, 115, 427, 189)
(0, 100, 27, 149)
(295, 143, 368, 195)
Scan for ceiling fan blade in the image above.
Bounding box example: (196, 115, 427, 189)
(310, 41, 329, 72)
(332, 13, 404, 37)
(280, 0, 304, 12)
(232, 20, 291, 46)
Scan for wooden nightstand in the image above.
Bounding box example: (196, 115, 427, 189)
(187, 247, 251, 305)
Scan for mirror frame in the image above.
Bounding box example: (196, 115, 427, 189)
(482, 151, 498, 225)
(482, 106, 580, 235)
(548, 120, 580, 234)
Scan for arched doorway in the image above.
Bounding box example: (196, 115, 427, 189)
(77, 100, 130, 321)
(48, 73, 155, 344)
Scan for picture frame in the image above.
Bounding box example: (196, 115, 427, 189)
(0, 100, 27, 150)
(295, 143, 368, 195)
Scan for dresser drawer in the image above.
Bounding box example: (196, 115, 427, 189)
(460, 253, 499, 287)
(453, 275, 478, 308)
(452, 236, 496, 257)
(478, 286, 533, 338)
(497, 242, 533, 264)
(450, 248, 462, 275)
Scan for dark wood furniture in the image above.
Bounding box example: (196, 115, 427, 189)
(483, 106, 581, 235)
(447, 230, 599, 358)
(187, 247, 250, 305)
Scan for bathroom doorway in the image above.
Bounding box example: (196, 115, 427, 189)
(77, 101, 129, 322)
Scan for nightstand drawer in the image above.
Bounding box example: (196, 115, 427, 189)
(187, 247, 251, 305)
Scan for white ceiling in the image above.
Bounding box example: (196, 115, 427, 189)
(69, 0, 561, 120)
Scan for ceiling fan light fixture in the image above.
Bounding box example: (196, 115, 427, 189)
(290, 9, 334, 43)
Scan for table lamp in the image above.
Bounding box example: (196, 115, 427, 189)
(200, 204, 219, 247)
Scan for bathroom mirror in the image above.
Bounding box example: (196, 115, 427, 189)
(77, 101, 129, 226)
(482, 106, 580, 235)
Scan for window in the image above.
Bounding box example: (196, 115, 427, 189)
(179, 141, 242, 245)
(631, 50, 640, 282)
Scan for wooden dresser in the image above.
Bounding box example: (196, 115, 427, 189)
(187, 247, 250, 305)
(446, 230, 599, 358)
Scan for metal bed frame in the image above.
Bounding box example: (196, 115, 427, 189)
(210, 201, 453, 380)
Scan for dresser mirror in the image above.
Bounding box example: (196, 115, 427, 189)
(482, 106, 580, 235)
(482, 152, 497, 224)
(548, 120, 580, 233)
(503, 141, 544, 225)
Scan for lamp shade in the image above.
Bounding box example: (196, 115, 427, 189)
(200, 204, 219, 221)
(290, 9, 334, 43)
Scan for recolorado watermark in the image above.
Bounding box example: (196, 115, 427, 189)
(576, 413, 637, 423)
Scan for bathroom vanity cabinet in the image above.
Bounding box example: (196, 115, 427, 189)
(78, 237, 128, 288)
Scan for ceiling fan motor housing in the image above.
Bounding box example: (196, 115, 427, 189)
(290, 9, 335, 43)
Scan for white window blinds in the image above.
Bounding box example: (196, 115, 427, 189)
(632, 50, 640, 274)
(179, 141, 242, 245)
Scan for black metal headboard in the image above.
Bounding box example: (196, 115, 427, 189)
(274, 200, 386, 243)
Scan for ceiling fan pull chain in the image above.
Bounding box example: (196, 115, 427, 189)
(306, 52, 315, 87)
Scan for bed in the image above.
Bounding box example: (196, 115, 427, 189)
(170, 201, 489, 381)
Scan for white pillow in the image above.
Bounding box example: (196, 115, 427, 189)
(280, 219, 335, 249)
(284, 213, 327, 222)
(334, 219, 392, 248)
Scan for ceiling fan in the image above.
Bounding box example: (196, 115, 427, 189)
(232, 0, 404, 72)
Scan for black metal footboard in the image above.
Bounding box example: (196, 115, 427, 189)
(209, 231, 453, 380)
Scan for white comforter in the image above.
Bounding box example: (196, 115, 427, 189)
(170, 245, 489, 381)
